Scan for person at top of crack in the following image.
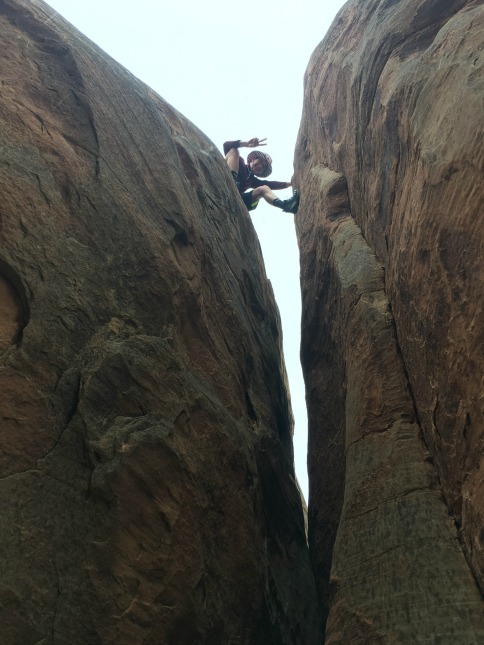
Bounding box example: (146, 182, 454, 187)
(223, 138, 300, 214)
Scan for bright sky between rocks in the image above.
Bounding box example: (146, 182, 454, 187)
(43, 0, 348, 500)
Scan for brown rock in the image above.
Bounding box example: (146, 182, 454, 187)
(0, 0, 321, 643)
(294, 0, 484, 642)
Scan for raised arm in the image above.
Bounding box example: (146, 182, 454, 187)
(223, 138, 267, 155)
(252, 177, 291, 191)
(243, 137, 267, 148)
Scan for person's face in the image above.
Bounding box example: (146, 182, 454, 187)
(250, 158, 264, 175)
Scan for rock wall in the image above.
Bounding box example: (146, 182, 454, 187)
(0, 0, 322, 643)
(294, 0, 484, 642)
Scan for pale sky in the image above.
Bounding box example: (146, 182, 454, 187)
(43, 0, 347, 498)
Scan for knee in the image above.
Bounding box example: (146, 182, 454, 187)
(226, 148, 240, 161)
(253, 185, 269, 198)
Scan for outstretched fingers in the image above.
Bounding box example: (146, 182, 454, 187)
(248, 137, 267, 147)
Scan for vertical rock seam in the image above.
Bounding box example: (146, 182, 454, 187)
(295, 0, 483, 643)
(0, 0, 322, 643)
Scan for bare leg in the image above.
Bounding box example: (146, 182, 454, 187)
(225, 148, 240, 173)
(252, 185, 300, 213)
(252, 184, 279, 204)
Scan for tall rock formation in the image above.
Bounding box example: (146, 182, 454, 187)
(0, 0, 322, 643)
(294, 0, 484, 642)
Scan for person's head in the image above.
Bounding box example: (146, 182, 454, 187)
(247, 151, 272, 178)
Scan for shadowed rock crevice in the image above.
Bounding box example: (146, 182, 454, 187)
(0, 259, 29, 350)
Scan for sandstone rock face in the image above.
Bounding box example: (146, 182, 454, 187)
(294, 0, 484, 642)
(0, 1, 322, 643)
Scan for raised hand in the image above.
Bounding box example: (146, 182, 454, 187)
(247, 137, 267, 148)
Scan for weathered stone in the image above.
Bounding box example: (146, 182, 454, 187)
(0, 0, 322, 643)
(294, 0, 484, 642)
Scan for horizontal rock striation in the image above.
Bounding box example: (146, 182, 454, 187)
(294, 0, 483, 642)
(0, 0, 321, 643)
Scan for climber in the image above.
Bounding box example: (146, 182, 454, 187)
(224, 138, 300, 213)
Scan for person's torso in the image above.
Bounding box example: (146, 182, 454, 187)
(238, 159, 256, 192)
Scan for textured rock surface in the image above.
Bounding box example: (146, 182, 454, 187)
(294, 0, 484, 642)
(0, 0, 322, 643)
